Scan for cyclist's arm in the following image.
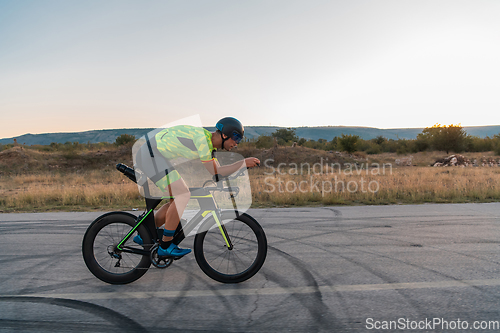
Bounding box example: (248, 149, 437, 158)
(203, 157, 260, 176)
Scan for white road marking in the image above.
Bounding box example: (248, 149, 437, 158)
(0, 222, 89, 227)
(2, 279, 499, 301)
(0, 221, 46, 225)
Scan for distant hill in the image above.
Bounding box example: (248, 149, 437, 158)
(1, 125, 500, 146)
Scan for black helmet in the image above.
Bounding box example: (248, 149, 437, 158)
(215, 117, 244, 144)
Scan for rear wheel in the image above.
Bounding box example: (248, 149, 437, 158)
(194, 212, 267, 283)
(82, 212, 151, 284)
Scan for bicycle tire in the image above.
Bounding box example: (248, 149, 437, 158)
(194, 212, 267, 283)
(82, 212, 151, 284)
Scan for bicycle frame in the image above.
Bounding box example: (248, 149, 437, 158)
(115, 181, 236, 256)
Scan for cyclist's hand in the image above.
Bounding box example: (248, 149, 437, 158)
(245, 157, 260, 168)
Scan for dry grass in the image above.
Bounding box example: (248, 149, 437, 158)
(250, 166, 500, 206)
(1, 149, 499, 212)
(0, 170, 142, 212)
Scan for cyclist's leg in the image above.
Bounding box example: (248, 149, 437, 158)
(154, 199, 174, 228)
(157, 178, 191, 256)
(154, 179, 190, 232)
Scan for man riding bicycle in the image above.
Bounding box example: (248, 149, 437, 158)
(133, 117, 260, 258)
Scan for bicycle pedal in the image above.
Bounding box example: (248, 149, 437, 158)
(157, 254, 172, 258)
(158, 254, 183, 260)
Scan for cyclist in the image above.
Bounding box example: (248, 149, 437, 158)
(133, 117, 260, 258)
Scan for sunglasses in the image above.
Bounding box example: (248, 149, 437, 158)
(231, 131, 243, 144)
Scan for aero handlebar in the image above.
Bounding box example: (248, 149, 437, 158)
(116, 163, 246, 194)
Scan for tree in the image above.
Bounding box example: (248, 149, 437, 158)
(338, 134, 359, 154)
(272, 128, 298, 145)
(50, 142, 60, 150)
(413, 133, 431, 152)
(373, 136, 386, 145)
(255, 135, 274, 149)
(115, 134, 136, 146)
(421, 124, 467, 154)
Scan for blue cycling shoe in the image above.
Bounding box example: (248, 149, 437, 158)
(158, 243, 191, 258)
(133, 235, 143, 245)
(133, 229, 164, 245)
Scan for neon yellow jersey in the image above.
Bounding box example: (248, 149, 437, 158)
(154, 125, 215, 163)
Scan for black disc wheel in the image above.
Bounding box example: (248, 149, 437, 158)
(82, 212, 151, 284)
(194, 212, 267, 283)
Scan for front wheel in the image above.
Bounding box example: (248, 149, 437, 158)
(82, 212, 151, 284)
(194, 212, 267, 283)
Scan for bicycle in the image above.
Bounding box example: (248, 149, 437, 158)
(82, 163, 267, 284)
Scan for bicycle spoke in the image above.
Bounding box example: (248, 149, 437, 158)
(201, 218, 261, 276)
(93, 223, 143, 274)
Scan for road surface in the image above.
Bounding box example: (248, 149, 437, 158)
(1, 203, 500, 332)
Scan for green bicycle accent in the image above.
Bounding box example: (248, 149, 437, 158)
(191, 194, 213, 198)
(211, 211, 232, 249)
(197, 210, 232, 248)
(117, 209, 153, 250)
(161, 194, 212, 200)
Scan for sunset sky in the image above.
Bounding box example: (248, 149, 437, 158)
(1, 0, 500, 138)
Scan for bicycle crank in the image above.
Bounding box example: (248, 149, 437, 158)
(150, 244, 173, 269)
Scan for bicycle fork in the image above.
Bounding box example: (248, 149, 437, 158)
(204, 210, 234, 250)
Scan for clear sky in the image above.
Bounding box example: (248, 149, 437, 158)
(1, 0, 500, 138)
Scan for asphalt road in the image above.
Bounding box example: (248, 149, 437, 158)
(1, 203, 500, 332)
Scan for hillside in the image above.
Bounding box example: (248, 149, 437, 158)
(0, 144, 358, 176)
(2, 125, 500, 146)
(0, 127, 278, 146)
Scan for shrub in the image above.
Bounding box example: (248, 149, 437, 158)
(494, 135, 500, 156)
(50, 142, 61, 151)
(374, 136, 386, 145)
(255, 135, 275, 149)
(465, 136, 494, 152)
(412, 134, 430, 152)
(272, 128, 298, 145)
(115, 134, 136, 146)
(365, 142, 381, 154)
(338, 134, 359, 153)
(0, 144, 13, 152)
